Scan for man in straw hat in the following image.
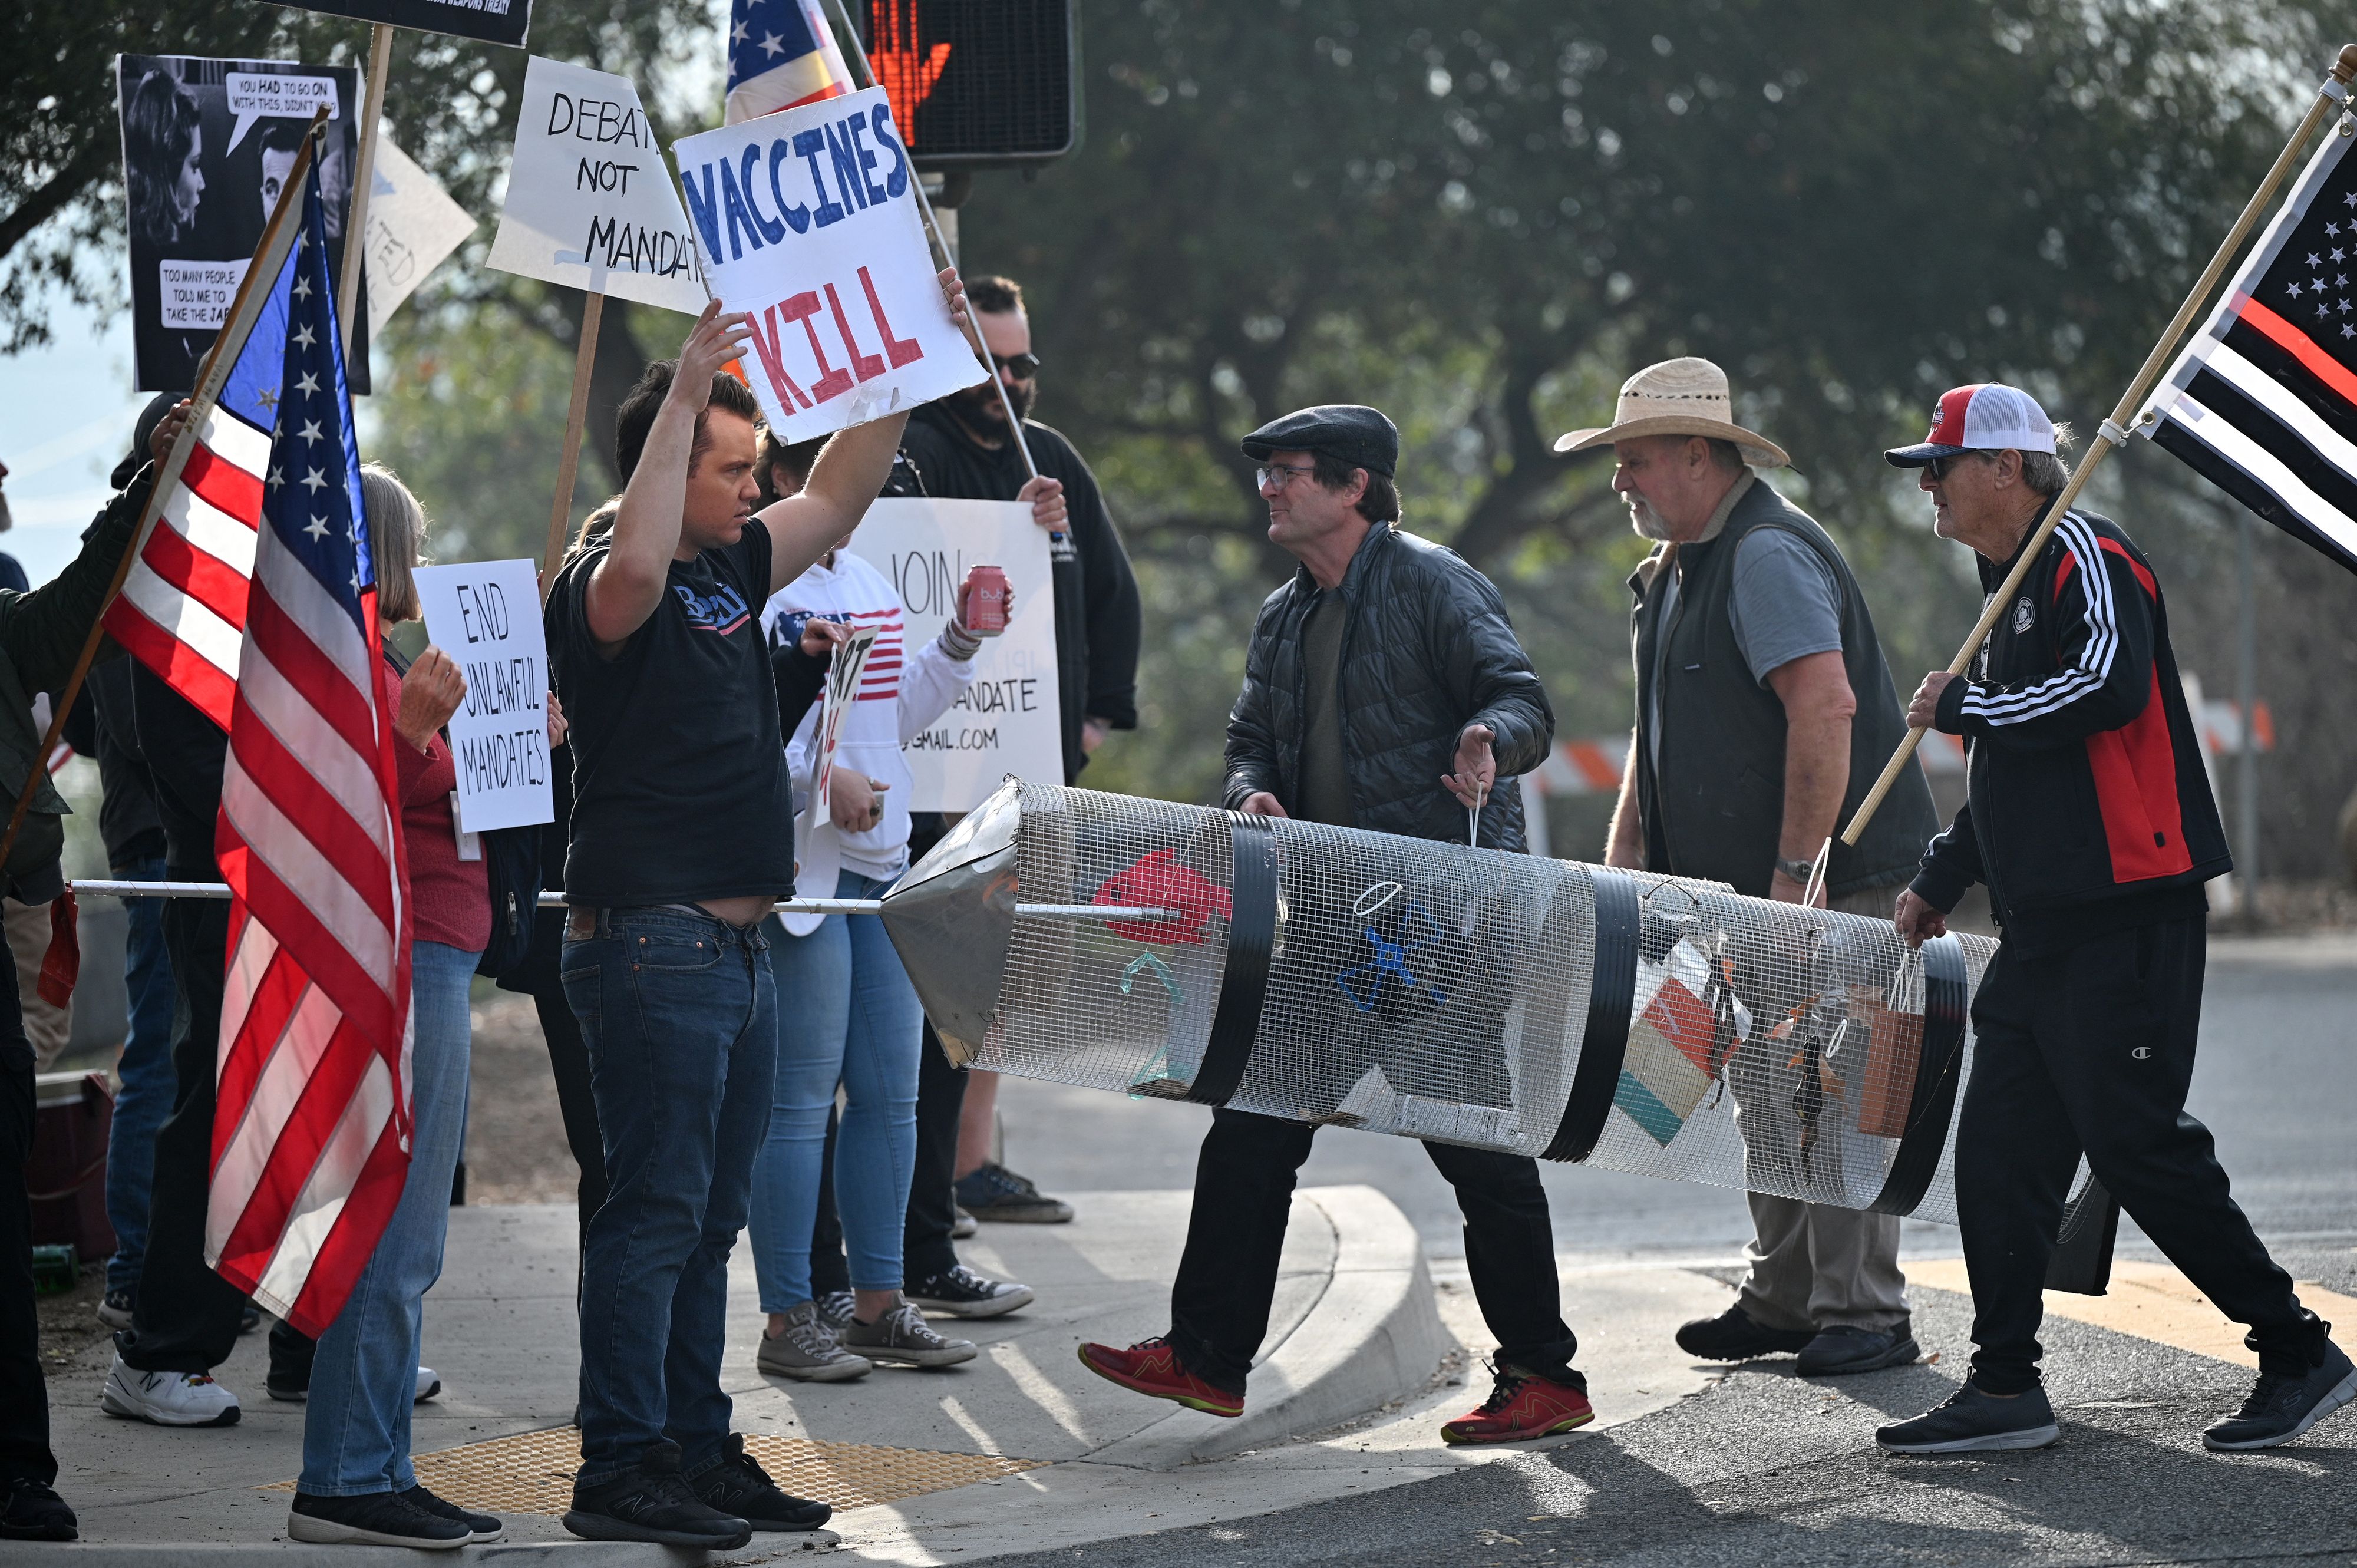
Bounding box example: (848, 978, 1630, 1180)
(1875, 384, 2351, 1454)
(1560, 358, 1940, 1376)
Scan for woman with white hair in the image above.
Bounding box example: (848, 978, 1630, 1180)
(285, 465, 563, 1549)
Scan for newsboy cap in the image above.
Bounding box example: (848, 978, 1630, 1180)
(1239, 404, 1398, 477)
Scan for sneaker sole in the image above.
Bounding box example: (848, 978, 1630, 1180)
(562, 1511, 751, 1549)
(754, 1351, 872, 1383)
(1800, 1338, 1923, 1377)
(1877, 1423, 2061, 1455)
(2203, 1366, 2357, 1451)
(266, 1385, 308, 1402)
(288, 1513, 467, 1549)
(968, 1207, 1073, 1224)
(855, 1344, 980, 1368)
(910, 1285, 1036, 1319)
(1075, 1345, 1243, 1418)
(1441, 1409, 1597, 1446)
(100, 1386, 242, 1427)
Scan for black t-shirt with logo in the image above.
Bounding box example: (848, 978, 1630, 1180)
(546, 521, 794, 906)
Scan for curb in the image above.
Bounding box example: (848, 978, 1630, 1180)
(25, 1534, 840, 1565)
(1088, 1183, 1450, 1470)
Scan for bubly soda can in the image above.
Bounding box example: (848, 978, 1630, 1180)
(965, 564, 1009, 633)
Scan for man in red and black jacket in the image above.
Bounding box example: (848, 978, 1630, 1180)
(1876, 383, 2351, 1458)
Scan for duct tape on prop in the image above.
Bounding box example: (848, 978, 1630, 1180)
(1866, 932, 1969, 1215)
(1543, 867, 1639, 1162)
(1183, 811, 1279, 1106)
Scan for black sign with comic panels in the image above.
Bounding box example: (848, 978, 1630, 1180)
(263, 0, 530, 49)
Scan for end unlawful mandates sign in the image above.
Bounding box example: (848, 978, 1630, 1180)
(670, 85, 985, 441)
(411, 559, 556, 834)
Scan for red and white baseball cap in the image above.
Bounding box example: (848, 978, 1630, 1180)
(1885, 383, 2056, 467)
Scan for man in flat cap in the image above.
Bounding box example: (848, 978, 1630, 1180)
(1562, 358, 1940, 1376)
(1077, 405, 1592, 1444)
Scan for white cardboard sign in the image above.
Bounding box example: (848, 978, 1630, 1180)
(485, 56, 706, 315)
(846, 499, 1062, 810)
(412, 559, 556, 833)
(669, 85, 984, 440)
(365, 137, 477, 336)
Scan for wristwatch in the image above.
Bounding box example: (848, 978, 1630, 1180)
(1773, 856, 1817, 883)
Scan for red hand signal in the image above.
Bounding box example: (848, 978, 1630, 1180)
(869, 0, 952, 142)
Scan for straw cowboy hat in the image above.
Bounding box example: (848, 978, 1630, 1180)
(1553, 357, 1790, 468)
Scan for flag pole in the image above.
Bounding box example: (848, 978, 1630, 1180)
(0, 109, 331, 874)
(1836, 42, 2357, 853)
(539, 290, 604, 605)
(337, 22, 395, 361)
(814, 0, 1042, 483)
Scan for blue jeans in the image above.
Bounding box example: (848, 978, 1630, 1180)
(565, 907, 775, 1485)
(299, 940, 478, 1495)
(103, 855, 176, 1295)
(749, 870, 922, 1309)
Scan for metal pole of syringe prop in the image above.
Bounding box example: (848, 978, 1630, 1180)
(68, 881, 1182, 923)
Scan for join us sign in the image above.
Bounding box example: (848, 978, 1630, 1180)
(669, 85, 984, 441)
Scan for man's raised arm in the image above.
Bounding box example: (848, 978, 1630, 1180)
(584, 302, 754, 649)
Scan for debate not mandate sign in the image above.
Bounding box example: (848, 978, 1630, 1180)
(847, 499, 1061, 809)
(485, 57, 706, 315)
(411, 559, 555, 834)
(264, 0, 532, 50)
(670, 85, 985, 441)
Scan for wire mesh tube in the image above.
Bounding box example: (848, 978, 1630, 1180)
(873, 781, 2003, 1220)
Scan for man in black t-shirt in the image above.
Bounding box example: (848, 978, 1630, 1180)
(547, 283, 969, 1548)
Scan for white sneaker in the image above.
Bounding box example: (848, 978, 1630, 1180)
(414, 1366, 442, 1404)
(100, 1354, 242, 1427)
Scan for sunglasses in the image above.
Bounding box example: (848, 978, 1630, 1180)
(1924, 452, 1988, 481)
(986, 351, 1042, 379)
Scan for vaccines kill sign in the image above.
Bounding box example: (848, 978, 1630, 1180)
(411, 559, 556, 833)
(670, 85, 985, 442)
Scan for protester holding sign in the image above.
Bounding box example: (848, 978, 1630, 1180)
(544, 272, 969, 1547)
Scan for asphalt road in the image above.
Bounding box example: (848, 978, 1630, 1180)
(982, 932, 2357, 1567)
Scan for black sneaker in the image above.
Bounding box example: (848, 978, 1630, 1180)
(1877, 1380, 2061, 1454)
(1797, 1325, 1920, 1376)
(1675, 1304, 1815, 1361)
(399, 1483, 503, 1542)
(955, 1163, 1074, 1224)
(1, 1478, 77, 1541)
(563, 1442, 751, 1549)
(240, 1305, 263, 1335)
(287, 1490, 468, 1549)
(909, 1263, 1036, 1319)
(2203, 1339, 2357, 1451)
(689, 1434, 833, 1531)
(96, 1288, 136, 1332)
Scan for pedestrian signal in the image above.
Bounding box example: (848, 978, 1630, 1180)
(860, 0, 1079, 170)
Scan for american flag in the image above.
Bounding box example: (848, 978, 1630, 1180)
(2140, 119, 2357, 575)
(101, 243, 306, 724)
(203, 163, 412, 1338)
(846, 605, 903, 700)
(724, 0, 852, 125)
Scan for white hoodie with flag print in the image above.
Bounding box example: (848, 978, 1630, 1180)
(762, 550, 975, 904)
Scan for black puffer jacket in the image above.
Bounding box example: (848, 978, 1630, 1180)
(1222, 523, 1554, 849)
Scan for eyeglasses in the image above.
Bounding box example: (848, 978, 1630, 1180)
(1256, 463, 1318, 491)
(986, 351, 1042, 379)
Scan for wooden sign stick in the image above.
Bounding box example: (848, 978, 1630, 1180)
(336, 22, 395, 358)
(539, 290, 605, 604)
(1836, 42, 2357, 854)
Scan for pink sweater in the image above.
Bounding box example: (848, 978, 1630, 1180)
(379, 656, 491, 953)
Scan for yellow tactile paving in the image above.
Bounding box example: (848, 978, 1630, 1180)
(1909, 1257, 2357, 1369)
(263, 1426, 1045, 1516)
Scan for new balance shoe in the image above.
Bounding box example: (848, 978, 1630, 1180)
(1441, 1361, 1596, 1445)
(95, 1288, 136, 1332)
(414, 1366, 442, 1404)
(399, 1483, 501, 1542)
(1675, 1304, 1815, 1361)
(814, 1290, 857, 1333)
(955, 1163, 1074, 1224)
(563, 1443, 751, 1549)
(1, 1479, 77, 1541)
(841, 1300, 978, 1368)
(1076, 1337, 1243, 1418)
(100, 1355, 240, 1427)
(2203, 1339, 2357, 1451)
(688, 1434, 833, 1531)
(755, 1301, 872, 1382)
(909, 1263, 1034, 1319)
(952, 1206, 979, 1240)
(1797, 1325, 1920, 1376)
(287, 1490, 468, 1549)
(1877, 1381, 2061, 1454)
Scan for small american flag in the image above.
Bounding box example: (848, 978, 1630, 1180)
(724, 0, 851, 124)
(203, 162, 412, 1337)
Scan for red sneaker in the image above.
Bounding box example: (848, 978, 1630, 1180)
(1075, 1337, 1244, 1418)
(1440, 1361, 1595, 1445)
